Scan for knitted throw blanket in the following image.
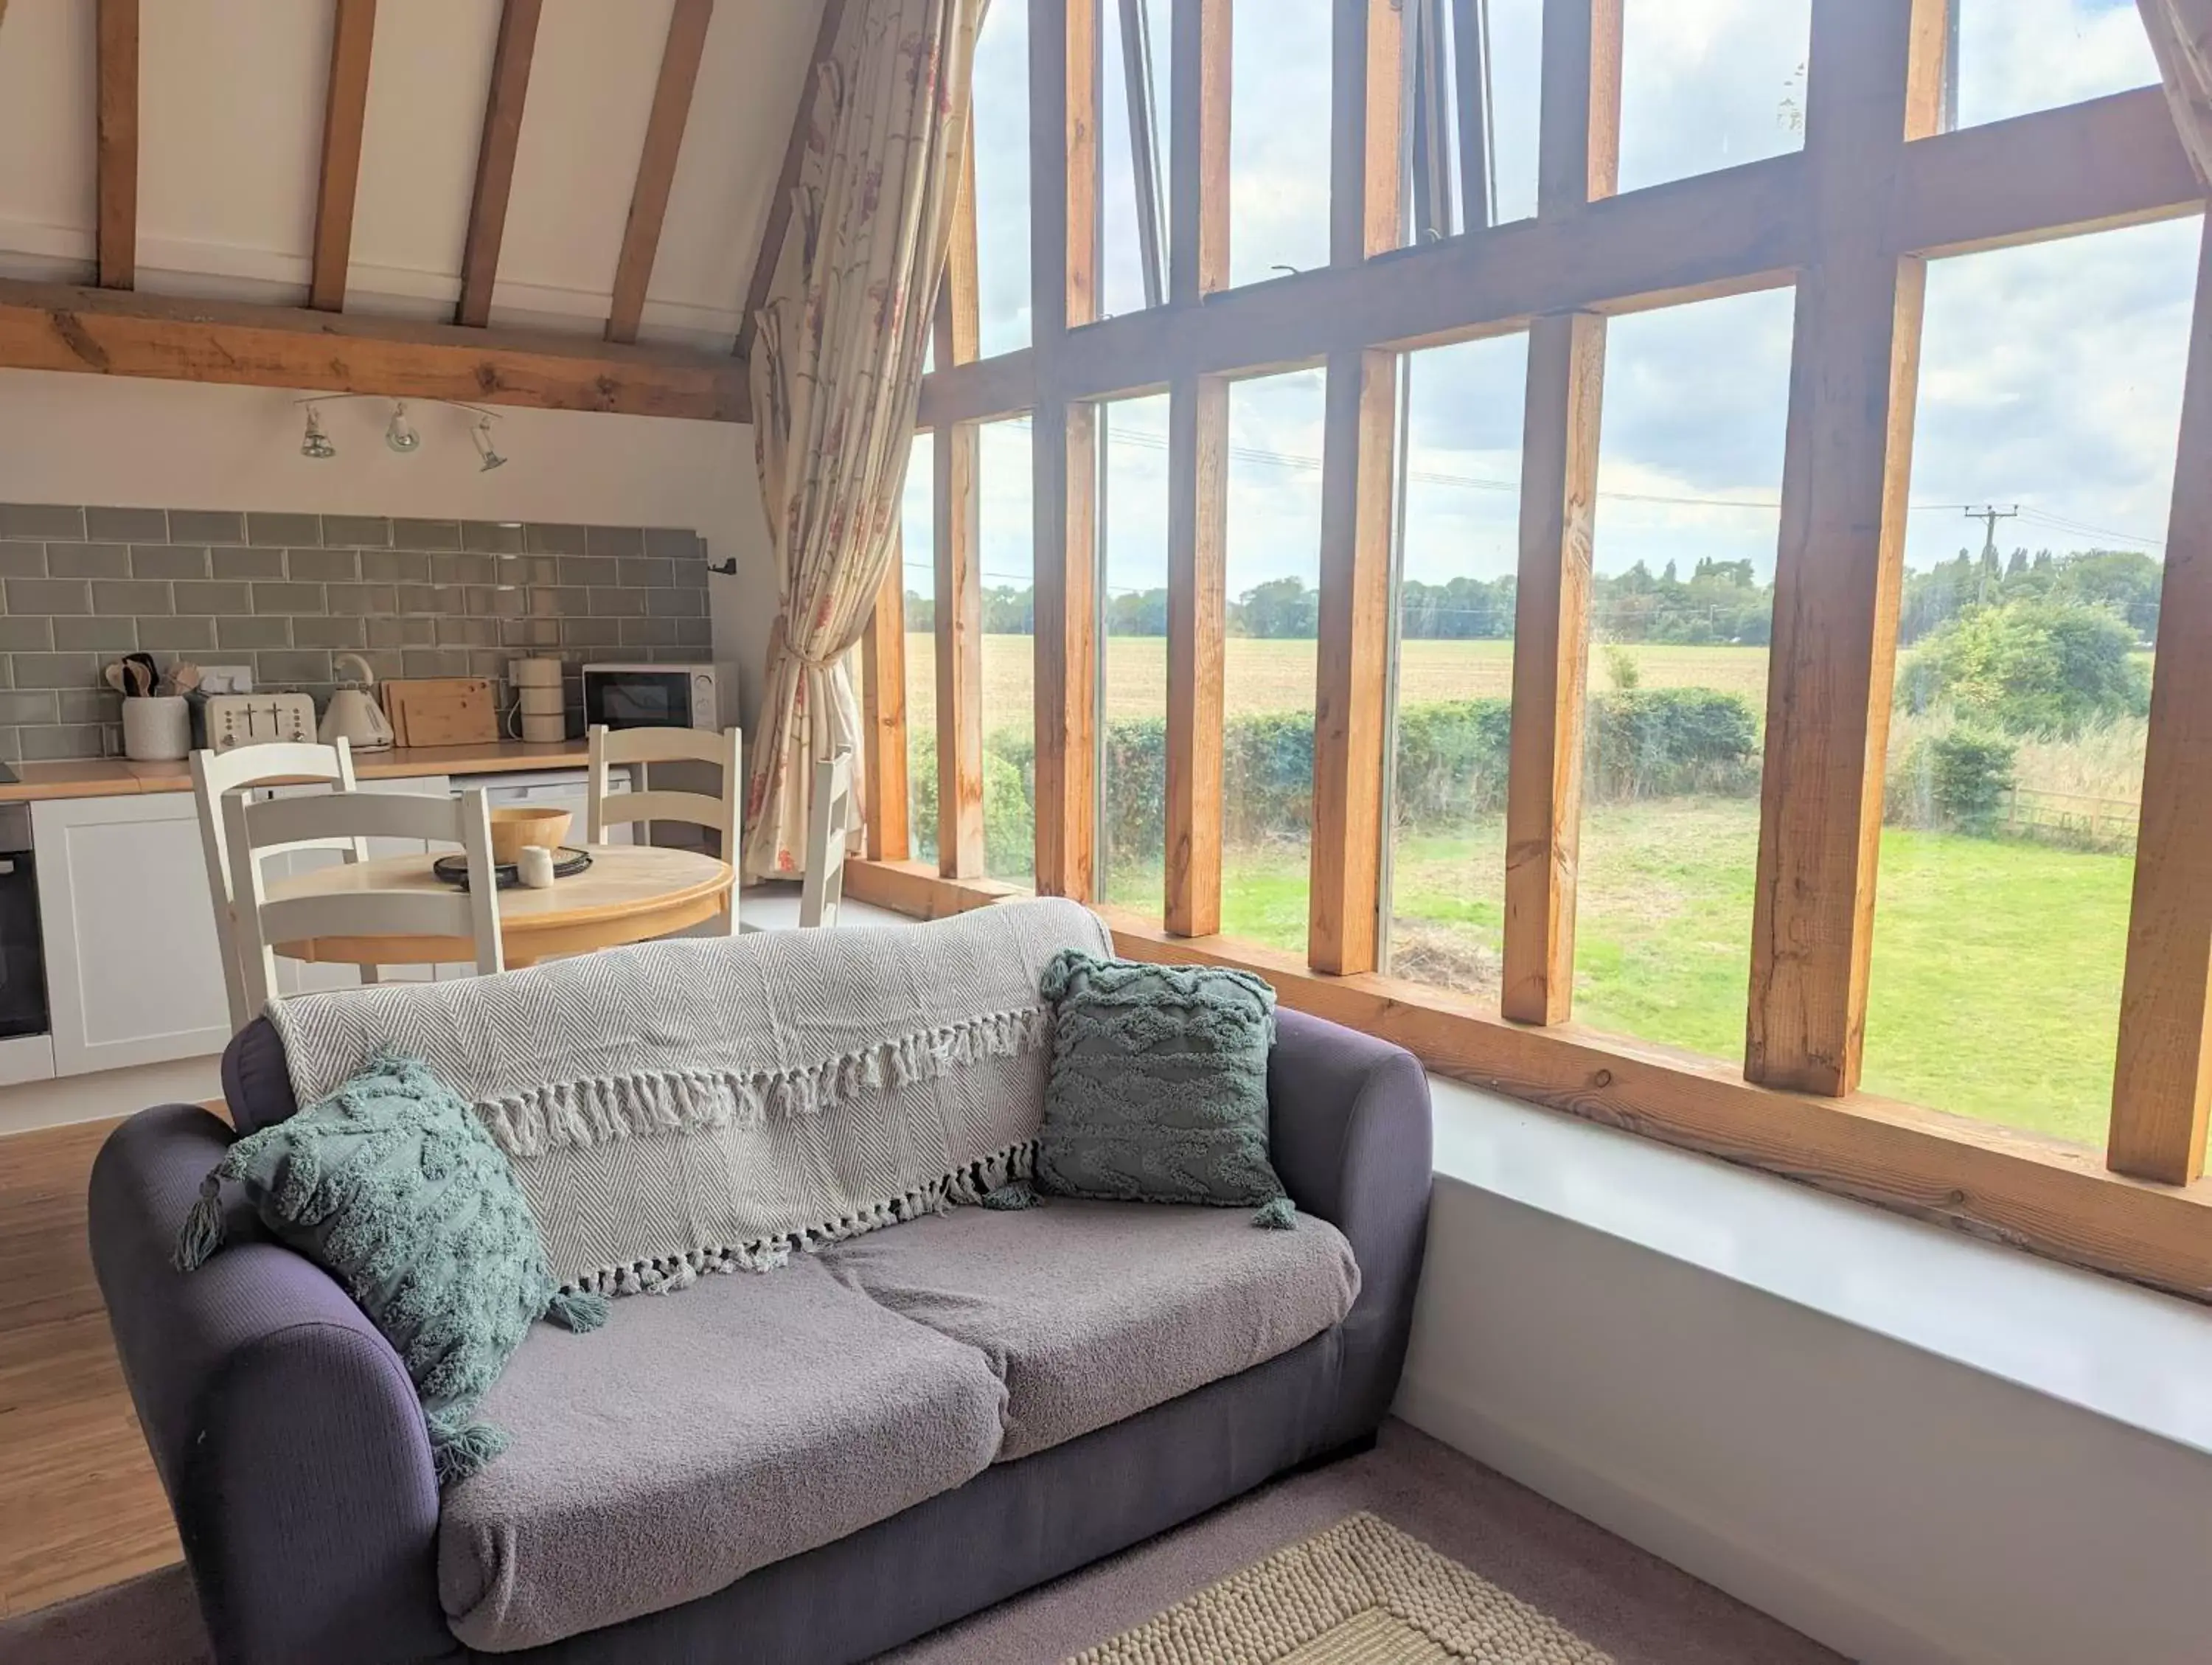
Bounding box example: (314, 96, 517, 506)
(268, 897, 1111, 1295)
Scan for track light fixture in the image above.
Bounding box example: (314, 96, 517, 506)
(300, 405, 336, 460)
(288, 395, 512, 470)
(470, 415, 507, 473)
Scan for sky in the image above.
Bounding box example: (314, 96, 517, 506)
(903, 0, 2199, 611)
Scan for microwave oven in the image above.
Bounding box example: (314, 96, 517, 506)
(581, 663, 721, 731)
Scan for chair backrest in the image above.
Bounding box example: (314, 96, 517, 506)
(800, 750, 855, 929)
(222, 786, 504, 1017)
(192, 739, 361, 1031)
(587, 724, 742, 935)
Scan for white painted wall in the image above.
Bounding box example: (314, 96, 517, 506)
(0, 367, 784, 726)
(1399, 1086, 2212, 1665)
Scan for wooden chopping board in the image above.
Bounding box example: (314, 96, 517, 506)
(381, 678, 499, 747)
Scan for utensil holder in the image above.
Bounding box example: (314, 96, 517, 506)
(121, 695, 191, 761)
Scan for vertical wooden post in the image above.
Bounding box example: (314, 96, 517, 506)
(860, 546, 911, 863)
(1030, 0, 1101, 898)
(2110, 214, 2212, 1185)
(1307, 0, 1403, 976)
(96, 0, 138, 291)
(1498, 0, 1619, 1022)
(1746, 0, 1946, 1094)
(933, 151, 986, 878)
(1164, 0, 1231, 934)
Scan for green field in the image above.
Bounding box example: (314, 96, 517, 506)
(911, 633, 2139, 1150)
(1105, 795, 2133, 1150)
(903, 633, 1770, 735)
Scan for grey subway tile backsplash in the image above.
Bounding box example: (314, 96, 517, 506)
(85, 507, 170, 543)
(0, 503, 713, 757)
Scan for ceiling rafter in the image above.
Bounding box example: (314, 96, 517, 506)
(0, 279, 749, 422)
(2138, 0, 2212, 184)
(607, 0, 716, 344)
(736, 0, 848, 361)
(309, 0, 379, 313)
(95, 0, 137, 291)
(456, 0, 543, 329)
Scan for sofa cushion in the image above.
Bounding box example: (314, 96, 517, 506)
(819, 1199, 1360, 1461)
(437, 1256, 1008, 1654)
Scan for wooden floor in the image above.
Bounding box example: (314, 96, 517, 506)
(0, 1117, 181, 1618)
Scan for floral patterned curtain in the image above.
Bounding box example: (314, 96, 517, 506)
(742, 0, 982, 881)
(2138, 0, 2212, 185)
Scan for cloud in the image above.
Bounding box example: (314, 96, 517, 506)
(948, 0, 2194, 607)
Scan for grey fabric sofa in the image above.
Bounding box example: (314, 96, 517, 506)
(89, 1001, 1431, 1664)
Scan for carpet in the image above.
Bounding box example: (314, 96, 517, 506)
(1070, 1512, 1612, 1665)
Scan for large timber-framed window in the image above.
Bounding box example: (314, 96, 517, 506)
(856, 0, 2212, 1303)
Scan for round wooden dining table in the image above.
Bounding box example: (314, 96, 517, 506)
(269, 843, 734, 970)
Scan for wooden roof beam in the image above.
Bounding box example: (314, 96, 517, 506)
(0, 279, 748, 421)
(607, 0, 715, 344)
(457, 0, 543, 328)
(96, 0, 136, 291)
(2138, 0, 2212, 186)
(737, 0, 848, 361)
(310, 0, 378, 313)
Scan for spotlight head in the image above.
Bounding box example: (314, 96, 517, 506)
(301, 406, 336, 460)
(385, 401, 420, 454)
(470, 415, 507, 472)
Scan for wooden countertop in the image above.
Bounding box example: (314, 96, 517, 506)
(0, 740, 596, 802)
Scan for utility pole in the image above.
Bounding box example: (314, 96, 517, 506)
(1964, 504, 2019, 562)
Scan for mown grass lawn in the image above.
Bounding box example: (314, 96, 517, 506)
(1107, 796, 2132, 1149)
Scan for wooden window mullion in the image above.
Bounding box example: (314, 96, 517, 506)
(860, 546, 911, 863)
(1308, 0, 1404, 976)
(934, 142, 986, 878)
(1499, 0, 1620, 1023)
(1745, 0, 1946, 1094)
(1030, 0, 1101, 899)
(1164, 0, 1231, 935)
(2110, 213, 2212, 1185)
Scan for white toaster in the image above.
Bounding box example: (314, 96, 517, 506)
(204, 693, 319, 751)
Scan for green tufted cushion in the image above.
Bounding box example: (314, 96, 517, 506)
(1034, 949, 1288, 1211)
(173, 1052, 603, 1486)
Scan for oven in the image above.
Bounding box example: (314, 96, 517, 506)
(0, 805, 49, 1041)
(581, 663, 721, 731)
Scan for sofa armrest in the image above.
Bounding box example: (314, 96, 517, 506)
(88, 1104, 456, 1665)
(1267, 1007, 1433, 1445)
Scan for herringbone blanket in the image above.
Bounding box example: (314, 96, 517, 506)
(268, 897, 1110, 1295)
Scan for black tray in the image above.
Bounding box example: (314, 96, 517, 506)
(431, 846, 594, 891)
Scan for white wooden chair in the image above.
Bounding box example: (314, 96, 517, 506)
(192, 739, 363, 1032)
(586, 724, 743, 934)
(801, 750, 855, 929)
(222, 787, 504, 1016)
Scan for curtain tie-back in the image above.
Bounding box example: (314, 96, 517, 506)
(771, 613, 842, 673)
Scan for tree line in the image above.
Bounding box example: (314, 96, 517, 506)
(902, 546, 2161, 647)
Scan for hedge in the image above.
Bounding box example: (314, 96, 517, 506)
(906, 687, 1760, 866)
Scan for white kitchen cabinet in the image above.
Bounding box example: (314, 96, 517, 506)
(33, 793, 232, 1076)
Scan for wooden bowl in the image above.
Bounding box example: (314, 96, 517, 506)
(489, 805, 572, 866)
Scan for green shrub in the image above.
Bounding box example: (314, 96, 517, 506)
(1899, 597, 2148, 737)
(1914, 730, 2017, 831)
(1585, 687, 1761, 799)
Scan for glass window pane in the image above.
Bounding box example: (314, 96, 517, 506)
(1220, 368, 1327, 949)
(1953, 0, 2162, 131)
(1102, 0, 1172, 318)
(1229, 0, 1331, 285)
(980, 419, 1037, 886)
(1385, 333, 1528, 998)
(1101, 394, 1172, 911)
(1485, 0, 1544, 228)
(1866, 215, 2200, 1145)
(974, 2, 1032, 356)
(901, 431, 936, 864)
(1571, 286, 1795, 1058)
(1617, 0, 1810, 195)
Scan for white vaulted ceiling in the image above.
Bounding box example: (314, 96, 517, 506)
(0, 0, 826, 349)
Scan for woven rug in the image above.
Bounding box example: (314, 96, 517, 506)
(1067, 1512, 1613, 1665)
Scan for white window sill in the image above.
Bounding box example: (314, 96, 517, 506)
(1428, 1076, 2212, 1459)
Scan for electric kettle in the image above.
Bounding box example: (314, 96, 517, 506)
(319, 652, 395, 751)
